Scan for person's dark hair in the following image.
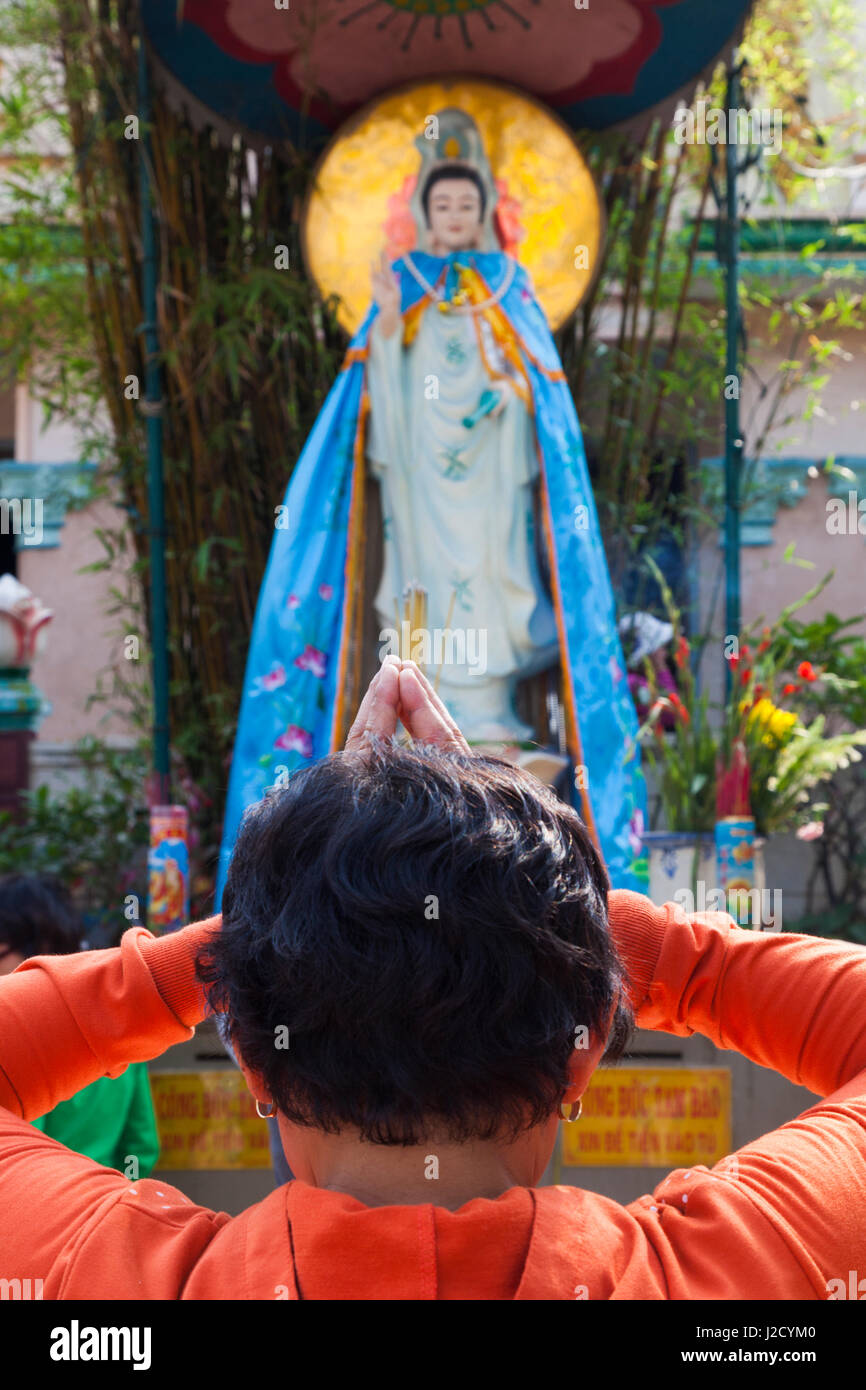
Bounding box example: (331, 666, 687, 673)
(198, 742, 633, 1146)
(421, 163, 486, 225)
(0, 873, 81, 959)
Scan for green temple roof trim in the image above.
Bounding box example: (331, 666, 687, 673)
(0, 461, 97, 549)
(689, 217, 866, 255)
(701, 455, 866, 545)
(693, 253, 866, 280)
(0, 223, 86, 283)
(686, 217, 866, 282)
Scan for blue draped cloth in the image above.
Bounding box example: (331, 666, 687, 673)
(216, 252, 648, 903)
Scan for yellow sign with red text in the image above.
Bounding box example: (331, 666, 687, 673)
(150, 1066, 732, 1172)
(561, 1067, 731, 1168)
(151, 1071, 271, 1170)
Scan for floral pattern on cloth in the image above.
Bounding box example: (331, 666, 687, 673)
(249, 588, 334, 779)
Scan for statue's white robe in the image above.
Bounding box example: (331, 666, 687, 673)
(366, 302, 557, 740)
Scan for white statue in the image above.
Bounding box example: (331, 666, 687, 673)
(365, 113, 557, 742)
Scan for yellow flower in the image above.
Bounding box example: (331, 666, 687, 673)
(768, 708, 798, 741)
(744, 697, 798, 745)
(747, 698, 774, 727)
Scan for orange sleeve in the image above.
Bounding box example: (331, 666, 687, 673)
(609, 890, 866, 1297)
(0, 917, 220, 1121)
(608, 889, 866, 1096)
(0, 917, 226, 1297)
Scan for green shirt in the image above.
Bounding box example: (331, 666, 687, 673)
(32, 1062, 160, 1178)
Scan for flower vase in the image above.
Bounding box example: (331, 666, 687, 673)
(642, 831, 716, 912)
(643, 830, 772, 926)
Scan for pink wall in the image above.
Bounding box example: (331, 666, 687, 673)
(742, 487, 866, 631)
(19, 500, 142, 743)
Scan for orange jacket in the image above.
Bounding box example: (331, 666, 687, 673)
(1, 890, 864, 1299)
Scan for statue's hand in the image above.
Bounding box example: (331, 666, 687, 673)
(371, 251, 401, 339)
(489, 378, 515, 418)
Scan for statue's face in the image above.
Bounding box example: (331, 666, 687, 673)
(426, 178, 483, 251)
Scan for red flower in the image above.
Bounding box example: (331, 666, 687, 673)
(782, 682, 801, 696)
(668, 692, 691, 726)
(648, 699, 669, 737)
(726, 651, 740, 669)
(740, 667, 753, 686)
(674, 635, 690, 670)
(797, 661, 817, 682)
(754, 682, 765, 696)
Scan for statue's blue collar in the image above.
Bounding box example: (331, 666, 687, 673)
(406, 250, 506, 271)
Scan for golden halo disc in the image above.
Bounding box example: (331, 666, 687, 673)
(301, 77, 604, 336)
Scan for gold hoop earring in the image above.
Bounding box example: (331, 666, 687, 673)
(255, 1099, 277, 1120)
(559, 1099, 582, 1123)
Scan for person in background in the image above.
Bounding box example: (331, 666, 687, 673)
(0, 873, 160, 1178)
(618, 611, 678, 729)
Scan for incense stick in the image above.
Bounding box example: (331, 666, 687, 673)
(434, 588, 457, 693)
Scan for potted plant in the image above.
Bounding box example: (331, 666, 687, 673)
(632, 568, 866, 924)
(633, 626, 718, 909)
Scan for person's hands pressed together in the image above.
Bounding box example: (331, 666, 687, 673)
(343, 655, 472, 756)
(395, 660, 472, 754)
(343, 654, 402, 754)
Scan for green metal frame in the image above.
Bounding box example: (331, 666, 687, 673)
(137, 30, 170, 798)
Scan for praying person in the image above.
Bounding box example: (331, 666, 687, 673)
(0, 659, 865, 1298)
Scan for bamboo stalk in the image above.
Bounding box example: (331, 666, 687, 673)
(639, 166, 713, 464)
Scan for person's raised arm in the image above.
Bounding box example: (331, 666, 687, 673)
(609, 894, 866, 1297)
(0, 916, 219, 1122)
(608, 889, 866, 1099)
